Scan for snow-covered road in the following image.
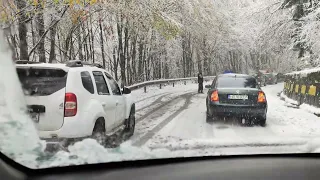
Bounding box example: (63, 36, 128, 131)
(129, 83, 320, 154)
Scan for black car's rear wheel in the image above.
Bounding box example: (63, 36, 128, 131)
(206, 101, 212, 123)
(206, 111, 212, 123)
(258, 116, 266, 127)
(206, 108, 217, 123)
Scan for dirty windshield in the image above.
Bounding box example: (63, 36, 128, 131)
(217, 77, 257, 88)
(1, 0, 320, 170)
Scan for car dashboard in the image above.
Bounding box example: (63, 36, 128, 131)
(1, 153, 320, 180)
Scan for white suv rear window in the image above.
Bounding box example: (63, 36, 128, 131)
(16, 68, 67, 96)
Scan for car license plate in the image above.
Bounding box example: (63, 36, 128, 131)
(228, 95, 248, 100)
(30, 113, 40, 123)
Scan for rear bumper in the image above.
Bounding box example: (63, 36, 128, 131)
(37, 116, 93, 139)
(208, 103, 267, 117)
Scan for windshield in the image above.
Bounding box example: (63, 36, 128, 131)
(2, 0, 320, 170)
(217, 77, 257, 88)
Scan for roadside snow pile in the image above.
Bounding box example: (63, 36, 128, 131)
(300, 104, 320, 115)
(280, 92, 299, 105)
(41, 140, 159, 168)
(0, 33, 46, 169)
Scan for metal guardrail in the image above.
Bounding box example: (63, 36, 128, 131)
(128, 76, 216, 92)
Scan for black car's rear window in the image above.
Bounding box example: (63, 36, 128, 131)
(17, 68, 67, 96)
(217, 77, 257, 88)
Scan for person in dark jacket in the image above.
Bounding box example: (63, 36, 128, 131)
(198, 73, 204, 93)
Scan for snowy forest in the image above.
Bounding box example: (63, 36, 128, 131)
(1, 0, 320, 85)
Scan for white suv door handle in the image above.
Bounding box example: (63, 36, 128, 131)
(102, 102, 106, 107)
(116, 102, 119, 106)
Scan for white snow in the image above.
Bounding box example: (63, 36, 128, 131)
(262, 84, 320, 137)
(0, 33, 46, 169)
(285, 67, 320, 76)
(279, 90, 320, 116)
(132, 82, 198, 110)
(280, 91, 299, 105)
(300, 104, 320, 115)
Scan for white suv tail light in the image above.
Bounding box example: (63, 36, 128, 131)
(64, 93, 77, 117)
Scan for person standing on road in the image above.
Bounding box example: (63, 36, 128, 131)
(198, 73, 204, 93)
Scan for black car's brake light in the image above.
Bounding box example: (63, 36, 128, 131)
(211, 90, 219, 102)
(258, 91, 266, 103)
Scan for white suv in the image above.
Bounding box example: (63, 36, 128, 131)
(15, 60, 135, 147)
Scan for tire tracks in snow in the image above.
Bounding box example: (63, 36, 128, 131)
(136, 93, 172, 112)
(135, 92, 170, 104)
(133, 92, 196, 146)
(136, 92, 193, 122)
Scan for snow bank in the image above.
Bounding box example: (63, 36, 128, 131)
(300, 104, 320, 115)
(0, 33, 46, 169)
(279, 90, 320, 116)
(41, 140, 158, 168)
(280, 91, 299, 105)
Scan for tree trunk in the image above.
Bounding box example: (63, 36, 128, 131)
(15, 0, 28, 60)
(36, 0, 46, 62)
(82, 24, 89, 61)
(99, 19, 106, 68)
(131, 35, 137, 83)
(49, 19, 57, 63)
(117, 14, 126, 85)
(57, 32, 63, 61)
(143, 45, 148, 81)
(113, 47, 119, 80)
(138, 39, 144, 81)
(77, 25, 83, 60)
(90, 16, 95, 63)
(124, 24, 129, 84)
(182, 34, 186, 78)
(31, 20, 36, 61)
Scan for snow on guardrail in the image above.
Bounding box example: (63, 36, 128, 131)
(285, 67, 320, 76)
(128, 76, 216, 91)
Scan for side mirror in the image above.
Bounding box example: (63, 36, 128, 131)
(123, 87, 131, 94)
(205, 85, 212, 89)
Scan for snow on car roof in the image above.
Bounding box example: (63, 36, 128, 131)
(15, 62, 106, 72)
(16, 63, 70, 71)
(219, 73, 251, 78)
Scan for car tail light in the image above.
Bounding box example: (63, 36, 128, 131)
(257, 91, 266, 103)
(64, 93, 77, 117)
(211, 90, 219, 102)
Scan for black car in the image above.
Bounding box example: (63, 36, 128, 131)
(205, 74, 268, 126)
